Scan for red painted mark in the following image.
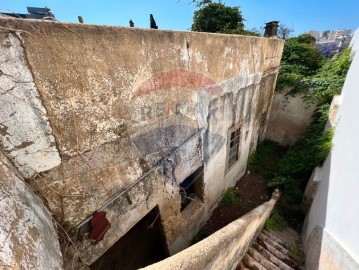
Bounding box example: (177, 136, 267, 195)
(133, 69, 223, 99)
(88, 211, 111, 242)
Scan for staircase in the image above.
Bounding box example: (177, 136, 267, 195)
(238, 228, 304, 270)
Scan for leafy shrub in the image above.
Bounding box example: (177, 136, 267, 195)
(219, 187, 240, 207)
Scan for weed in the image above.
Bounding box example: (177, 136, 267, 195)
(219, 187, 240, 207)
(63, 220, 78, 240)
(264, 210, 288, 231)
(288, 242, 304, 264)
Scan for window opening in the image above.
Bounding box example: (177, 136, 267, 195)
(179, 166, 204, 211)
(227, 125, 241, 170)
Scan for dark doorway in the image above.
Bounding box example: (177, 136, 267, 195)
(90, 206, 168, 270)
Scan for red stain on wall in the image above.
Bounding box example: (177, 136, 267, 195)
(133, 69, 223, 98)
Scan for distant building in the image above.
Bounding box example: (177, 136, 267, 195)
(1, 6, 55, 20)
(306, 29, 353, 58)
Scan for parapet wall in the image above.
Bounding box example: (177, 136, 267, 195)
(0, 17, 283, 267)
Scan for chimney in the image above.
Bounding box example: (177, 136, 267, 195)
(264, 21, 279, 38)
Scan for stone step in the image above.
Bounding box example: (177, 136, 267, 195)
(266, 228, 300, 247)
(242, 254, 267, 270)
(237, 261, 251, 270)
(258, 233, 292, 258)
(262, 230, 290, 249)
(256, 234, 298, 269)
(262, 230, 304, 266)
(252, 242, 294, 270)
(239, 227, 304, 270)
(248, 247, 281, 270)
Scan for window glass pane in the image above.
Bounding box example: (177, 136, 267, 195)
(229, 157, 235, 167)
(228, 126, 241, 170)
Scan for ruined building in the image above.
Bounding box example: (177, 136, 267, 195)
(0, 17, 284, 269)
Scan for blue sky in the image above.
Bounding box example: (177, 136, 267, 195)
(1, 0, 358, 36)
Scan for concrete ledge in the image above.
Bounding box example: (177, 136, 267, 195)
(142, 190, 279, 270)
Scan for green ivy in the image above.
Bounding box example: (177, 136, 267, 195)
(303, 49, 351, 104)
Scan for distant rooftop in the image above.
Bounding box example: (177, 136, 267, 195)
(1, 7, 55, 20)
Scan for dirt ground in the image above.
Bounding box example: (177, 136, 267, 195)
(207, 172, 272, 234)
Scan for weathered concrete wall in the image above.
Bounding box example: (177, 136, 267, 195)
(142, 190, 279, 270)
(0, 151, 63, 269)
(303, 28, 359, 269)
(0, 17, 283, 266)
(304, 226, 359, 270)
(265, 88, 317, 146)
(0, 32, 61, 178)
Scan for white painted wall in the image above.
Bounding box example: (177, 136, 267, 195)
(305, 28, 359, 268)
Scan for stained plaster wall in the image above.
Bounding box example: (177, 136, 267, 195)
(265, 88, 318, 146)
(0, 18, 283, 266)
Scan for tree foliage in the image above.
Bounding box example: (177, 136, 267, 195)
(292, 34, 316, 45)
(191, 0, 246, 34)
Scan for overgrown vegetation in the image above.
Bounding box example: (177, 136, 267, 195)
(250, 105, 333, 206)
(270, 105, 333, 203)
(303, 48, 352, 104)
(247, 140, 284, 178)
(219, 187, 240, 207)
(264, 210, 288, 231)
(250, 38, 352, 229)
(276, 34, 323, 91)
